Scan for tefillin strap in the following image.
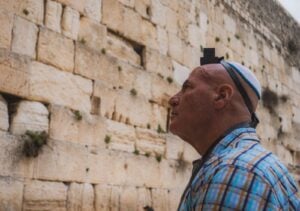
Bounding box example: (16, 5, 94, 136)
(200, 48, 259, 128)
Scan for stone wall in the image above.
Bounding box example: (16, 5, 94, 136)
(0, 0, 299, 210)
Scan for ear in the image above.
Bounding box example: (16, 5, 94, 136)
(213, 84, 234, 109)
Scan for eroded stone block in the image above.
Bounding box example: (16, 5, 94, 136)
(18, 0, 44, 25)
(168, 33, 184, 63)
(67, 183, 94, 211)
(0, 177, 23, 211)
(0, 9, 14, 49)
(156, 26, 168, 55)
(10, 101, 49, 135)
(23, 180, 67, 211)
(29, 61, 92, 113)
(12, 16, 38, 58)
(151, 0, 167, 27)
(45, 0, 62, 33)
(78, 17, 107, 52)
(62, 6, 80, 40)
(172, 60, 191, 85)
(38, 28, 74, 72)
(95, 184, 111, 211)
(120, 186, 138, 210)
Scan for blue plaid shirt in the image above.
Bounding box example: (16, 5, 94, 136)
(178, 127, 300, 210)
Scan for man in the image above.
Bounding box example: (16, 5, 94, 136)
(168, 50, 300, 210)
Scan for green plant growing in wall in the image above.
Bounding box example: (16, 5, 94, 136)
(235, 34, 240, 39)
(22, 130, 48, 157)
(101, 48, 106, 54)
(155, 154, 162, 162)
(72, 110, 82, 121)
(118, 66, 122, 71)
(23, 9, 29, 15)
(130, 88, 137, 96)
(79, 38, 86, 44)
(157, 124, 165, 133)
(215, 37, 220, 42)
(133, 148, 140, 155)
(147, 123, 151, 129)
(167, 77, 173, 84)
(104, 135, 111, 144)
(145, 152, 150, 157)
(227, 37, 231, 42)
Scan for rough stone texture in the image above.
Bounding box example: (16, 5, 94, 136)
(12, 16, 38, 58)
(0, 0, 300, 208)
(0, 177, 23, 211)
(38, 28, 75, 72)
(23, 180, 67, 211)
(0, 9, 14, 49)
(0, 95, 9, 131)
(78, 17, 107, 53)
(10, 101, 49, 135)
(62, 6, 80, 40)
(18, 0, 44, 25)
(29, 62, 93, 113)
(45, 0, 63, 33)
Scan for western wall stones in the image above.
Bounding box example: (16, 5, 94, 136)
(0, 9, 14, 49)
(38, 28, 75, 72)
(18, 0, 44, 25)
(11, 16, 38, 58)
(0, 177, 23, 211)
(62, 6, 80, 40)
(45, 0, 63, 33)
(0, 95, 9, 131)
(10, 101, 48, 135)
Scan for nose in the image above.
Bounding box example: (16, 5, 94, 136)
(169, 93, 180, 107)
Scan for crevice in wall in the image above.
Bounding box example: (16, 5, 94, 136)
(1, 93, 22, 131)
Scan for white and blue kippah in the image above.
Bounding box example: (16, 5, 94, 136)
(225, 61, 262, 99)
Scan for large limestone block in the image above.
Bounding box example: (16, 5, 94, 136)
(182, 142, 199, 162)
(168, 188, 183, 210)
(0, 177, 23, 211)
(106, 119, 136, 152)
(135, 0, 151, 19)
(34, 139, 88, 182)
(29, 61, 93, 113)
(151, 104, 168, 132)
(144, 48, 173, 78)
(0, 95, 9, 131)
(188, 24, 201, 48)
(49, 105, 107, 146)
(168, 33, 184, 63)
(137, 188, 152, 210)
(0, 9, 14, 49)
(95, 184, 111, 211)
(18, 0, 44, 25)
(106, 32, 141, 66)
(45, 0, 63, 33)
(0, 0, 21, 12)
(75, 44, 119, 83)
(151, 0, 167, 27)
(23, 180, 67, 211)
(38, 28, 75, 72)
(119, 0, 135, 7)
(0, 132, 34, 178)
(165, 7, 178, 34)
(152, 188, 169, 211)
(156, 26, 168, 55)
(135, 128, 166, 156)
(56, 0, 101, 21)
(119, 186, 138, 210)
(12, 16, 38, 58)
(102, 0, 124, 33)
(141, 19, 158, 49)
(67, 183, 94, 211)
(223, 14, 236, 34)
(62, 6, 80, 40)
(78, 17, 107, 52)
(134, 70, 152, 99)
(10, 101, 49, 135)
(0, 49, 30, 98)
(183, 44, 201, 69)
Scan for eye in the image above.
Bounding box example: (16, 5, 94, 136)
(181, 82, 191, 92)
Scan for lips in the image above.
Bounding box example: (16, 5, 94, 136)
(170, 111, 178, 119)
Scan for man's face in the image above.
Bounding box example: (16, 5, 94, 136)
(168, 67, 215, 139)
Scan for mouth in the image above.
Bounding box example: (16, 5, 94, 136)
(170, 111, 178, 119)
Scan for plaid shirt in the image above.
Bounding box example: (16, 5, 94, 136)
(178, 127, 300, 210)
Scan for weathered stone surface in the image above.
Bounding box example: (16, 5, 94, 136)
(78, 17, 107, 52)
(45, 0, 62, 33)
(23, 180, 67, 211)
(188, 24, 201, 48)
(152, 188, 169, 211)
(0, 177, 23, 211)
(0, 9, 14, 49)
(49, 105, 107, 146)
(0, 132, 34, 178)
(67, 183, 94, 211)
(144, 48, 173, 78)
(12, 16, 38, 58)
(134, 70, 152, 99)
(165, 7, 178, 34)
(0, 95, 9, 131)
(0, 49, 30, 98)
(151, 0, 167, 27)
(38, 28, 74, 72)
(168, 33, 184, 63)
(119, 0, 135, 7)
(106, 119, 135, 152)
(120, 186, 138, 210)
(137, 187, 152, 210)
(156, 26, 168, 55)
(102, 0, 124, 32)
(62, 6, 80, 40)
(95, 184, 111, 211)
(56, 0, 101, 21)
(10, 101, 49, 135)
(0, 0, 21, 12)
(135, 0, 151, 19)
(182, 142, 199, 162)
(106, 32, 141, 66)
(18, 0, 44, 25)
(29, 62, 93, 113)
